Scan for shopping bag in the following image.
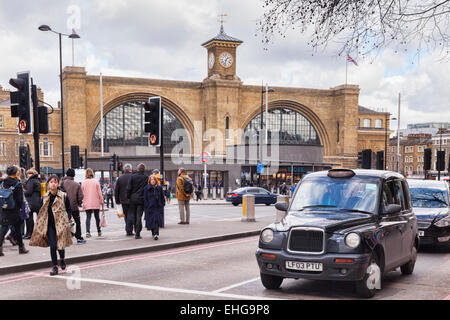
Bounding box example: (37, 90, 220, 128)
(100, 209, 107, 228)
(116, 204, 125, 218)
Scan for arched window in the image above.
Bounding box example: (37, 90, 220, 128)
(92, 100, 189, 154)
(363, 119, 371, 128)
(225, 116, 230, 139)
(243, 107, 320, 145)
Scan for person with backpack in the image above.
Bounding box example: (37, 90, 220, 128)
(126, 163, 148, 239)
(105, 183, 114, 209)
(0, 166, 29, 256)
(176, 168, 192, 225)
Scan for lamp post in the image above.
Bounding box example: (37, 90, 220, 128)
(38, 25, 80, 175)
(259, 83, 274, 187)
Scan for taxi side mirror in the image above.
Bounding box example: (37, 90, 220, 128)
(275, 202, 288, 212)
(382, 204, 402, 215)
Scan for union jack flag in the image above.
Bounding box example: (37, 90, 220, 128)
(347, 55, 358, 66)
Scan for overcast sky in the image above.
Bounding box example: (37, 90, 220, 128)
(1, 0, 449, 131)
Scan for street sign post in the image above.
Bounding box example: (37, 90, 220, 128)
(200, 152, 210, 195)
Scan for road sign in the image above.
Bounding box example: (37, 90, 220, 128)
(200, 151, 210, 163)
(257, 163, 264, 174)
(18, 119, 28, 133)
(149, 134, 157, 145)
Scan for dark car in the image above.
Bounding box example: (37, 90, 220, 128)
(256, 169, 419, 298)
(407, 179, 450, 246)
(226, 187, 278, 206)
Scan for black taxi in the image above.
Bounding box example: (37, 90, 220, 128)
(256, 169, 419, 298)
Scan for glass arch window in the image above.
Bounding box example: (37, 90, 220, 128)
(91, 100, 189, 153)
(243, 107, 321, 145)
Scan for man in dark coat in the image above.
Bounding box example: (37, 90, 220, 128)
(114, 163, 133, 236)
(126, 163, 148, 239)
(61, 168, 85, 244)
(24, 169, 41, 239)
(0, 166, 29, 256)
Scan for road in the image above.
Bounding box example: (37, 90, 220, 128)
(1, 234, 449, 301)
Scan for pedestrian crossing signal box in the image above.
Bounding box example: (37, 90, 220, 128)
(144, 96, 161, 147)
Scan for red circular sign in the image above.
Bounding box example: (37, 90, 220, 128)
(200, 151, 210, 163)
(149, 134, 157, 145)
(19, 120, 27, 132)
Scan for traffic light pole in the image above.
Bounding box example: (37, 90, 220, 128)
(31, 79, 40, 174)
(160, 110, 164, 183)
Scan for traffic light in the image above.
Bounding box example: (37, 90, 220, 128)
(437, 150, 445, 171)
(376, 150, 384, 170)
(117, 161, 123, 172)
(357, 151, 363, 168)
(144, 96, 161, 146)
(110, 154, 117, 171)
(79, 155, 84, 169)
(9, 72, 32, 134)
(362, 149, 372, 169)
(19, 146, 27, 168)
(38, 106, 49, 134)
(424, 148, 432, 171)
(71, 145, 80, 169)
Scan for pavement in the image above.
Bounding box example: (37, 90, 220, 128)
(0, 201, 274, 276)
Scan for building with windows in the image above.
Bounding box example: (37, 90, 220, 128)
(0, 24, 390, 192)
(0, 86, 61, 174)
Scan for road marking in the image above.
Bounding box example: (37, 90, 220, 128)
(44, 274, 281, 300)
(213, 277, 260, 293)
(444, 294, 450, 300)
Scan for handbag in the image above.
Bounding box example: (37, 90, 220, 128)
(100, 209, 107, 228)
(116, 204, 125, 218)
(69, 221, 76, 234)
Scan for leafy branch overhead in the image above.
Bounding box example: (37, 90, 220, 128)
(258, 0, 450, 58)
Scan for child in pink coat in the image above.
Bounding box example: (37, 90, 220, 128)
(81, 168, 104, 237)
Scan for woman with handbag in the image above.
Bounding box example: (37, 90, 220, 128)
(144, 175, 165, 240)
(29, 175, 73, 276)
(81, 168, 104, 238)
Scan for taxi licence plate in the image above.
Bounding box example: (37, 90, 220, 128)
(418, 231, 425, 237)
(285, 261, 323, 272)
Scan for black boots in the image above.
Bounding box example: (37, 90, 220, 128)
(18, 246, 29, 254)
(50, 265, 58, 276)
(60, 259, 66, 270)
(0, 247, 3, 257)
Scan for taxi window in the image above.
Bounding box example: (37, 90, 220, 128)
(382, 180, 406, 210)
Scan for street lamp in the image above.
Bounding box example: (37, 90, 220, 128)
(39, 24, 80, 175)
(259, 84, 275, 187)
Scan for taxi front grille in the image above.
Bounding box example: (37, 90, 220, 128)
(288, 228, 324, 254)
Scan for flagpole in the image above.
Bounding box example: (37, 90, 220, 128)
(345, 56, 348, 85)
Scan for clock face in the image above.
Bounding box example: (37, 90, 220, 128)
(208, 53, 215, 69)
(219, 52, 233, 68)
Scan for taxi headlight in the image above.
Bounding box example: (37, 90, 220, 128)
(435, 215, 450, 228)
(261, 229, 275, 243)
(345, 233, 361, 248)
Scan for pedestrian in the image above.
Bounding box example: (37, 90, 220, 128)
(24, 169, 41, 239)
(176, 168, 192, 224)
(81, 168, 104, 238)
(29, 175, 72, 276)
(0, 166, 29, 256)
(106, 183, 114, 208)
(61, 168, 86, 244)
(114, 163, 133, 236)
(195, 183, 202, 201)
(152, 169, 161, 185)
(280, 183, 287, 195)
(126, 163, 148, 239)
(40, 173, 47, 197)
(164, 181, 171, 204)
(144, 175, 165, 240)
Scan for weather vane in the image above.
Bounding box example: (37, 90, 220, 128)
(218, 13, 227, 33)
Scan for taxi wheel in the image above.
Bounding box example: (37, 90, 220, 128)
(232, 202, 239, 206)
(260, 272, 283, 290)
(400, 246, 417, 275)
(355, 252, 381, 298)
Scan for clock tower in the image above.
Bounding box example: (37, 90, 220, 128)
(201, 23, 243, 80)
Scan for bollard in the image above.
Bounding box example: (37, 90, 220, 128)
(220, 188, 224, 200)
(203, 189, 208, 200)
(275, 195, 290, 222)
(242, 194, 256, 222)
(213, 187, 216, 200)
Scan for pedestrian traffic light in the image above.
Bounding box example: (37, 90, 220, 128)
(357, 151, 363, 168)
(424, 148, 432, 171)
(362, 149, 372, 169)
(19, 146, 27, 168)
(71, 145, 80, 168)
(9, 72, 32, 134)
(436, 150, 445, 171)
(144, 96, 161, 146)
(376, 150, 384, 170)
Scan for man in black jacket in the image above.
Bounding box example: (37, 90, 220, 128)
(126, 163, 148, 239)
(24, 169, 41, 239)
(0, 166, 29, 256)
(115, 163, 133, 236)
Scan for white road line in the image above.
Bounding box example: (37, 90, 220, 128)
(213, 277, 261, 293)
(45, 274, 282, 300)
